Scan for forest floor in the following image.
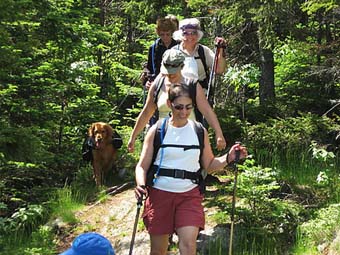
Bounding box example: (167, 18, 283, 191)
(54, 177, 232, 255)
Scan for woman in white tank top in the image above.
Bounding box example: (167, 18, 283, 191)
(135, 84, 248, 255)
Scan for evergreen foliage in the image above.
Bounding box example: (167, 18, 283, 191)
(0, 0, 339, 253)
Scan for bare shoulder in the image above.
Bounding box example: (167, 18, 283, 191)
(144, 122, 157, 142)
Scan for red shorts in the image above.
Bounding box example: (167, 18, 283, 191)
(142, 187, 205, 235)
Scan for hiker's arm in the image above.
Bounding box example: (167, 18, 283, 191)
(215, 37, 227, 75)
(135, 125, 155, 185)
(202, 132, 247, 172)
(128, 84, 157, 153)
(196, 83, 226, 150)
(135, 126, 156, 199)
(201, 128, 224, 172)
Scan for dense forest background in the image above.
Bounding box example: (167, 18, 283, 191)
(0, 0, 339, 254)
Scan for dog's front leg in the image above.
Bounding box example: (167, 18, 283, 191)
(92, 161, 102, 186)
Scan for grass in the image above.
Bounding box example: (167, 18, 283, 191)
(1, 186, 88, 255)
(0, 166, 99, 255)
(49, 187, 87, 224)
(234, 227, 283, 255)
(1, 225, 57, 255)
(205, 236, 225, 255)
(137, 218, 145, 232)
(292, 204, 340, 254)
(255, 146, 339, 186)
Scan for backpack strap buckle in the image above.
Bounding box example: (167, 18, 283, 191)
(174, 169, 185, 179)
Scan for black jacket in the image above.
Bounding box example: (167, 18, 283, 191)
(146, 38, 179, 77)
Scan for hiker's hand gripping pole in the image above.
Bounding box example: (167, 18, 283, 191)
(204, 37, 227, 123)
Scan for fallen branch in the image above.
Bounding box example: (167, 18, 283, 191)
(81, 181, 134, 213)
(107, 181, 134, 196)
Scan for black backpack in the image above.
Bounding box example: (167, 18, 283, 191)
(196, 44, 209, 89)
(146, 118, 207, 193)
(82, 136, 95, 162)
(81, 130, 123, 162)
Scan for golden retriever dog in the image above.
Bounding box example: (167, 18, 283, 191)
(88, 122, 117, 186)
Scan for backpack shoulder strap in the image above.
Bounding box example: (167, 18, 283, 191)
(193, 121, 207, 194)
(189, 80, 205, 123)
(188, 80, 197, 106)
(197, 44, 209, 78)
(193, 121, 205, 167)
(193, 121, 205, 151)
(153, 76, 165, 104)
(151, 38, 160, 74)
(193, 121, 205, 178)
(152, 118, 169, 164)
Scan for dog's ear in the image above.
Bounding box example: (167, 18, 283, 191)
(105, 124, 113, 140)
(88, 123, 95, 137)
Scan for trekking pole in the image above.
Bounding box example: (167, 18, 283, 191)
(229, 142, 241, 255)
(206, 44, 220, 105)
(202, 44, 220, 127)
(129, 188, 144, 255)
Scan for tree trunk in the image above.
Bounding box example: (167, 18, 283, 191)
(97, 0, 106, 96)
(259, 47, 275, 106)
(317, 11, 322, 65)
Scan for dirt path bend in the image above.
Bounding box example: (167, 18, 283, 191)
(56, 187, 152, 254)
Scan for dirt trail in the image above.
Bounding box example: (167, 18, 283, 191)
(56, 187, 151, 254)
(55, 182, 227, 255)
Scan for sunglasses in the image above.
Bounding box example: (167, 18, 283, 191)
(171, 103, 193, 111)
(182, 31, 198, 36)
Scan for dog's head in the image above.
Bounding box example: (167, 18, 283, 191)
(88, 122, 113, 149)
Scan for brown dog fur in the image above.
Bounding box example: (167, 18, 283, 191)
(88, 122, 117, 186)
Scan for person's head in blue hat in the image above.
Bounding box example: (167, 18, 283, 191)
(60, 232, 115, 255)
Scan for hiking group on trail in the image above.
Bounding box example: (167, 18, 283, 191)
(128, 16, 248, 255)
(76, 15, 248, 255)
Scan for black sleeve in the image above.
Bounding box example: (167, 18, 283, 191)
(146, 46, 153, 74)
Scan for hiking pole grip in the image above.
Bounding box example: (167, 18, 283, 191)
(234, 141, 241, 164)
(136, 185, 145, 207)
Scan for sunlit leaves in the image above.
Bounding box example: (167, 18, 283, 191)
(223, 64, 260, 92)
(301, 0, 339, 15)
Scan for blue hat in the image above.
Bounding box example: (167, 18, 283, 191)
(60, 232, 115, 255)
